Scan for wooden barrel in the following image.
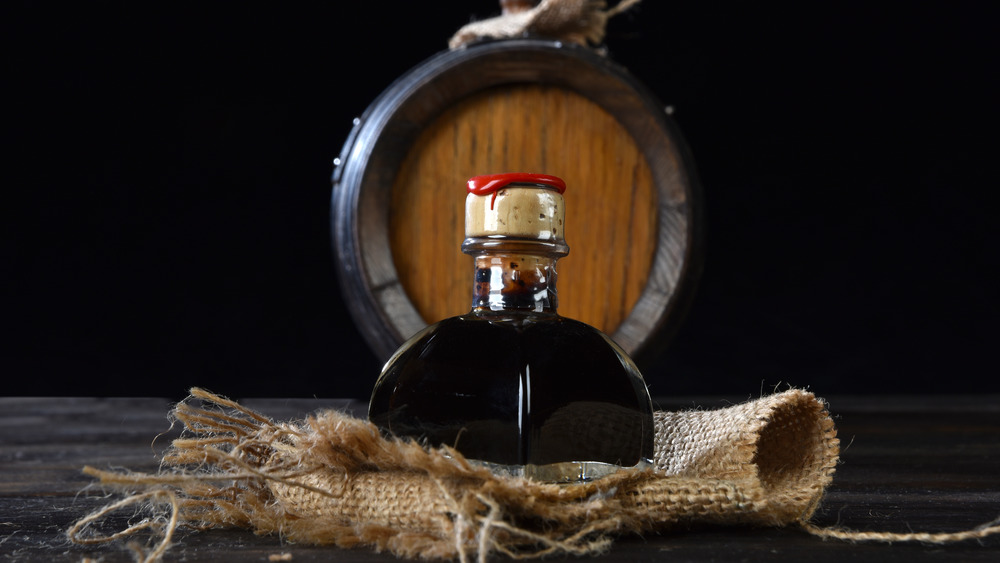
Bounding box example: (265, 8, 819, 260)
(331, 39, 701, 366)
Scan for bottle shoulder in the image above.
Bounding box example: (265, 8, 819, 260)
(443, 311, 608, 332)
(405, 312, 628, 354)
(383, 311, 641, 379)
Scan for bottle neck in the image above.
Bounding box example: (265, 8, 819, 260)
(462, 238, 567, 314)
(469, 253, 559, 313)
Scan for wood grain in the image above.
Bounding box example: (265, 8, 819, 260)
(389, 84, 657, 332)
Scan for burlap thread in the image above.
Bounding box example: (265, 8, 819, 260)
(70, 387, 850, 561)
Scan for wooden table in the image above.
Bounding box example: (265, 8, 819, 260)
(2, 395, 998, 561)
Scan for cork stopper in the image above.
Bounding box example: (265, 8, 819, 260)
(465, 173, 566, 242)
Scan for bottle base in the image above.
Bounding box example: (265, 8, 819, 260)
(469, 458, 653, 484)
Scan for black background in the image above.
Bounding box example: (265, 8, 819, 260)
(4, 1, 997, 401)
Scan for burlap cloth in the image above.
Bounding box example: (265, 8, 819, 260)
(72, 387, 844, 561)
(448, 0, 642, 49)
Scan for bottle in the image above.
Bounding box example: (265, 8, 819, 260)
(368, 173, 654, 483)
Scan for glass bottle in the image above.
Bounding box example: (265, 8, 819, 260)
(368, 173, 654, 483)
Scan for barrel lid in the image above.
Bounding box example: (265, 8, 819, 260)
(331, 39, 702, 367)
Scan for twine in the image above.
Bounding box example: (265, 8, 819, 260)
(67, 387, 1000, 561)
(800, 519, 1000, 544)
(448, 0, 642, 50)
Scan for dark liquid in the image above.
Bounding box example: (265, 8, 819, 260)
(368, 312, 654, 468)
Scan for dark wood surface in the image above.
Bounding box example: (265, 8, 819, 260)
(2, 395, 998, 561)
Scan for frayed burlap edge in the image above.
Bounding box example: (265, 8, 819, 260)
(448, 0, 642, 50)
(68, 387, 854, 561)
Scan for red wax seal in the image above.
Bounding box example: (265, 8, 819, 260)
(467, 173, 567, 209)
